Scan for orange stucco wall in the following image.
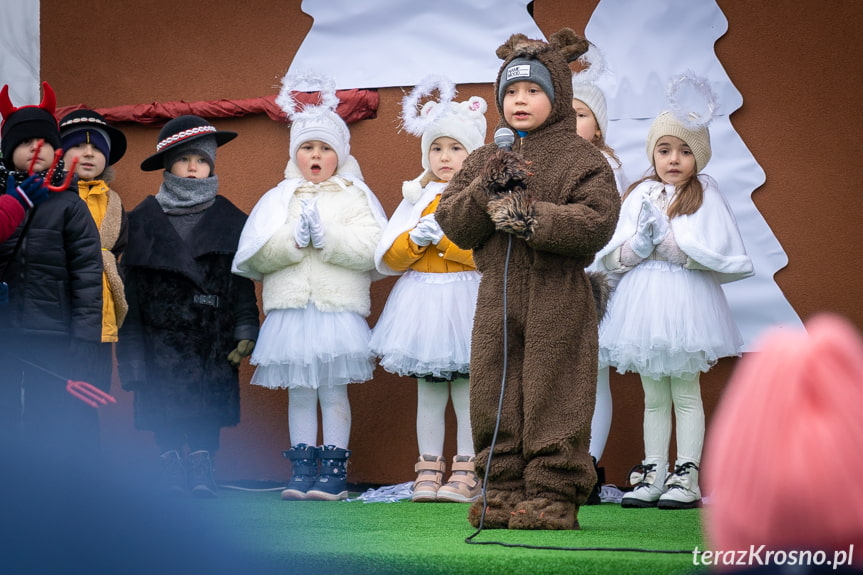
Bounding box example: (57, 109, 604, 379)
(40, 0, 863, 486)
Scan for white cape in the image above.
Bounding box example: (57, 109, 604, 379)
(596, 176, 753, 284)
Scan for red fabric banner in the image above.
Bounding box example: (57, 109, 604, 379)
(54, 89, 379, 126)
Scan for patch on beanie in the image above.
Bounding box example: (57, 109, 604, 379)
(506, 64, 533, 82)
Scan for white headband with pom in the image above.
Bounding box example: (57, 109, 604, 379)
(278, 72, 351, 167)
(399, 75, 488, 202)
(666, 70, 718, 130)
(570, 42, 610, 137)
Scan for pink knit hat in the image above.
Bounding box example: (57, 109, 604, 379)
(703, 313, 863, 563)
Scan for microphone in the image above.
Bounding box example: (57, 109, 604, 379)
(493, 127, 515, 151)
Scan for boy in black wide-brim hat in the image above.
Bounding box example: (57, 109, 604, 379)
(117, 115, 259, 497)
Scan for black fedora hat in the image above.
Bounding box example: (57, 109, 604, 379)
(59, 109, 128, 166)
(140, 115, 237, 172)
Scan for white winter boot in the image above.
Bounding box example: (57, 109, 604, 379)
(621, 460, 668, 508)
(658, 461, 701, 509)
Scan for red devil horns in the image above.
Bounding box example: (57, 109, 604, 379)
(0, 81, 57, 122)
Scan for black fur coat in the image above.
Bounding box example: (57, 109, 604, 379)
(117, 196, 259, 431)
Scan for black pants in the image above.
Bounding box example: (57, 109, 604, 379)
(0, 335, 101, 464)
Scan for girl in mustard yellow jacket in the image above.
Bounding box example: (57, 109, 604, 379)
(370, 77, 488, 504)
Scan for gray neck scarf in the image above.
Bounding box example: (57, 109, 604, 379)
(155, 171, 219, 214)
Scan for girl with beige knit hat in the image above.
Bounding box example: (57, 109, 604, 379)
(595, 73, 753, 510)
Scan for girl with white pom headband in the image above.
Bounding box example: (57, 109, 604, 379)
(369, 75, 488, 503)
(232, 72, 387, 502)
(594, 71, 753, 511)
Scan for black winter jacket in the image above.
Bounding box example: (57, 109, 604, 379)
(0, 178, 103, 342)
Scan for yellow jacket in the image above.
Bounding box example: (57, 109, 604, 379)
(382, 195, 475, 273)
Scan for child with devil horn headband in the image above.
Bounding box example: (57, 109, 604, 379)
(0, 81, 105, 463)
(233, 73, 387, 502)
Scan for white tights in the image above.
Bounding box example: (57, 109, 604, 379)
(640, 372, 704, 466)
(590, 366, 613, 461)
(288, 385, 351, 448)
(416, 377, 474, 457)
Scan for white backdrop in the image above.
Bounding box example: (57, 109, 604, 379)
(287, 0, 544, 90)
(0, 1, 40, 110)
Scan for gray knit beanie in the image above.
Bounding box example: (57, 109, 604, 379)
(164, 135, 217, 173)
(498, 57, 555, 107)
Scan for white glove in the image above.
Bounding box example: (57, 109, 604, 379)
(418, 214, 444, 245)
(629, 203, 655, 259)
(409, 214, 445, 246)
(295, 211, 311, 247)
(302, 198, 325, 249)
(642, 197, 670, 245)
(409, 224, 434, 246)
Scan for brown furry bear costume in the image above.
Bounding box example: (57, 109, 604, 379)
(436, 29, 620, 530)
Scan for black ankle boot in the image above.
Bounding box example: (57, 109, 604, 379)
(187, 450, 218, 498)
(305, 445, 351, 501)
(280, 444, 319, 500)
(586, 457, 605, 505)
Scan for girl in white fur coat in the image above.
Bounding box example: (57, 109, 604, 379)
(232, 76, 386, 502)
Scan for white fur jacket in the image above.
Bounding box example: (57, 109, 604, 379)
(232, 156, 387, 316)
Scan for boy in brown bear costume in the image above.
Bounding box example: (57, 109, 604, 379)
(436, 29, 620, 529)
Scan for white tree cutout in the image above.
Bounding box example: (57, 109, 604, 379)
(586, 0, 803, 350)
(287, 0, 545, 90)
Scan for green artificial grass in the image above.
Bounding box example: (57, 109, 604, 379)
(183, 488, 707, 575)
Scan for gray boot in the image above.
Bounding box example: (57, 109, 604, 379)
(159, 450, 186, 495)
(187, 450, 218, 498)
(305, 445, 351, 501)
(280, 444, 319, 500)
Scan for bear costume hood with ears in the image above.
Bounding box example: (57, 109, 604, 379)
(494, 28, 589, 133)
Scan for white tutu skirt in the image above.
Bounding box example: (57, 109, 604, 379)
(599, 260, 743, 379)
(250, 305, 374, 389)
(369, 270, 480, 379)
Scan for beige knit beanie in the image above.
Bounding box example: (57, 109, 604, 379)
(646, 111, 712, 172)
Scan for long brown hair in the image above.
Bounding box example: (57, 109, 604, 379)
(623, 171, 704, 218)
(593, 133, 622, 169)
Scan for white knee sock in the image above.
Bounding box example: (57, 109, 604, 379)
(416, 379, 448, 456)
(670, 373, 704, 465)
(590, 366, 613, 461)
(640, 374, 672, 463)
(450, 377, 474, 456)
(318, 384, 351, 449)
(288, 387, 319, 446)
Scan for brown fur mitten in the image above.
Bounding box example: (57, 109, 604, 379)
(481, 148, 530, 197)
(508, 498, 580, 530)
(487, 192, 536, 240)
